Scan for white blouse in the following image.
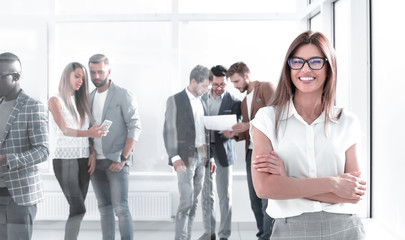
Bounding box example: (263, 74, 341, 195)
(250, 99, 362, 218)
(50, 95, 90, 159)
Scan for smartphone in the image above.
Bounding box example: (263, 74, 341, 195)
(100, 120, 113, 131)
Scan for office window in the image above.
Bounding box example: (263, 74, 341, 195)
(178, 20, 297, 87)
(334, 0, 370, 218)
(50, 0, 300, 173)
(179, 20, 298, 172)
(0, 20, 48, 170)
(178, 0, 296, 13)
(1, 0, 50, 16)
(334, 0, 350, 108)
(54, 21, 173, 172)
(309, 13, 322, 32)
(55, 0, 171, 15)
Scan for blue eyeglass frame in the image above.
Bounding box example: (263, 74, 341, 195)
(287, 57, 328, 70)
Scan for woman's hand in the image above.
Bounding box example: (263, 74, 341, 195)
(253, 151, 288, 177)
(331, 172, 367, 200)
(87, 124, 108, 138)
(88, 151, 97, 175)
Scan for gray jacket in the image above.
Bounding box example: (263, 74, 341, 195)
(90, 80, 142, 165)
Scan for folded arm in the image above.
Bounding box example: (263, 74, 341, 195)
(251, 126, 366, 202)
(305, 144, 366, 203)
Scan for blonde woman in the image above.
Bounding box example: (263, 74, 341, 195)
(250, 31, 367, 239)
(48, 62, 106, 240)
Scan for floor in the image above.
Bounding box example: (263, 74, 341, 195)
(31, 219, 401, 240)
(32, 221, 259, 240)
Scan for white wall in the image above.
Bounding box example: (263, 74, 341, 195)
(372, 0, 405, 239)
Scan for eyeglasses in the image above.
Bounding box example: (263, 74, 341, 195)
(287, 57, 328, 70)
(0, 72, 18, 79)
(212, 83, 226, 89)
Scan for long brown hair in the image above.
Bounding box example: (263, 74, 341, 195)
(58, 62, 93, 127)
(270, 30, 338, 138)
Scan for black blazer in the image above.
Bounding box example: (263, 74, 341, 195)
(203, 91, 241, 167)
(163, 89, 208, 166)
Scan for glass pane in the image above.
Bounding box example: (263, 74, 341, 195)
(56, 0, 171, 15)
(179, 20, 300, 172)
(310, 12, 322, 32)
(179, 0, 296, 13)
(0, 20, 49, 170)
(334, 0, 369, 218)
(54, 22, 173, 172)
(0, 0, 50, 16)
(334, 0, 350, 107)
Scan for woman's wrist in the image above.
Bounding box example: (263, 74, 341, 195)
(326, 176, 337, 193)
(85, 129, 92, 137)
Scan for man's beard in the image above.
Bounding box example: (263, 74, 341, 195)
(93, 77, 108, 88)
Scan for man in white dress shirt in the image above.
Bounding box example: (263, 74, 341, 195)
(163, 65, 212, 240)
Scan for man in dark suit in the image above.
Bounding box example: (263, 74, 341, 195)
(163, 65, 211, 240)
(224, 62, 275, 240)
(198, 65, 241, 240)
(0, 52, 49, 240)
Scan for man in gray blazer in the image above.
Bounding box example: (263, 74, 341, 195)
(199, 65, 241, 240)
(0, 52, 49, 240)
(89, 54, 142, 240)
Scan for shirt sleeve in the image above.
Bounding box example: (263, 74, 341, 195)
(250, 107, 275, 145)
(341, 110, 363, 151)
(7, 101, 49, 170)
(121, 89, 142, 142)
(163, 96, 179, 161)
(171, 155, 181, 163)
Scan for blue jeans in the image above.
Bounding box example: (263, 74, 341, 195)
(246, 149, 274, 240)
(175, 152, 206, 240)
(0, 188, 37, 240)
(91, 159, 133, 240)
(202, 144, 232, 238)
(53, 158, 90, 240)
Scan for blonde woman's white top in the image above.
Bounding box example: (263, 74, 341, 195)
(250, 99, 362, 218)
(50, 94, 90, 159)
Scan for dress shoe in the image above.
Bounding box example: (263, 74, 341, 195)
(219, 238, 228, 240)
(197, 233, 216, 240)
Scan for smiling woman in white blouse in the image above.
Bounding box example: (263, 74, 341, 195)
(250, 31, 367, 240)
